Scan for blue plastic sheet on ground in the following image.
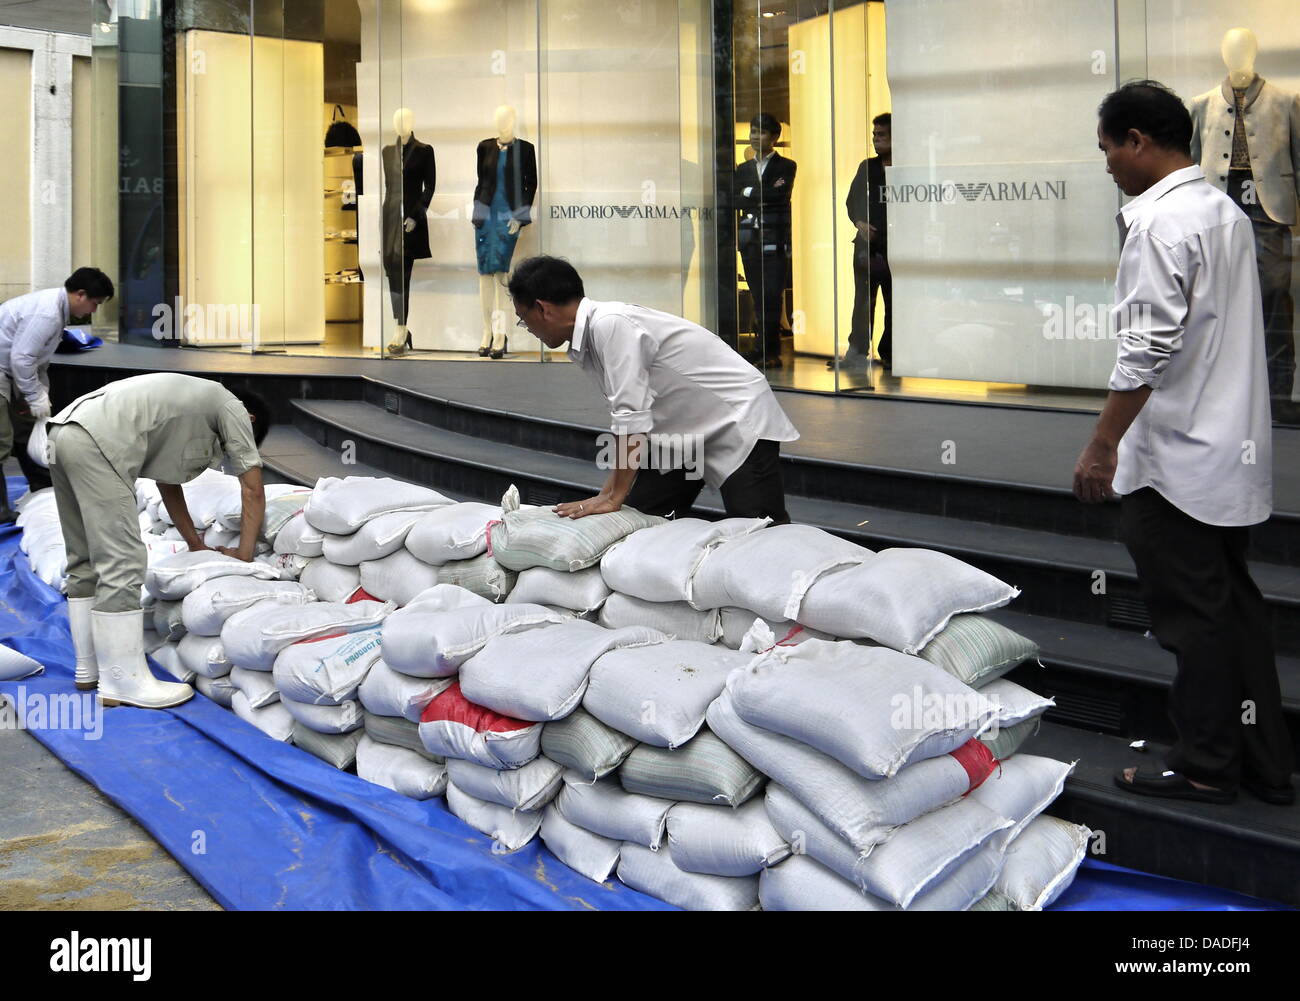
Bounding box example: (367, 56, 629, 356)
(0, 473, 1288, 911)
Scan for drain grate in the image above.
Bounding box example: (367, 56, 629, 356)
(525, 484, 563, 508)
(1106, 591, 1152, 631)
(1044, 690, 1126, 732)
(384, 392, 400, 414)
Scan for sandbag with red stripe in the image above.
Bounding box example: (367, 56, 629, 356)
(418, 682, 543, 769)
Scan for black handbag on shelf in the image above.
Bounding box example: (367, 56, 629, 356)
(325, 105, 361, 149)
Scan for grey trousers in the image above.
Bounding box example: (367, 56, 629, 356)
(48, 423, 147, 612)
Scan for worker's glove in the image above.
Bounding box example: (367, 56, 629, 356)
(28, 395, 52, 420)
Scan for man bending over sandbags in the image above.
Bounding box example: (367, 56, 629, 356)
(46, 372, 271, 708)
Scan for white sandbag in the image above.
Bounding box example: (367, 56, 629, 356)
(727, 639, 998, 779)
(618, 842, 758, 911)
(135, 478, 161, 514)
(666, 799, 789, 877)
(322, 509, 426, 566)
(157, 469, 241, 530)
(718, 608, 831, 649)
(272, 511, 325, 557)
(291, 724, 363, 770)
(0, 643, 44, 681)
(417, 682, 544, 769)
(706, 692, 997, 852)
(403, 583, 494, 613)
(541, 708, 638, 782)
(255, 552, 311, 581)
(203, 523, 240, 550)
(539, 806, 621, 884)
(355, 734, 448, 799)
(506, 565, 611, 613)
(218, 483, 311, 536)
(381, 602, 562, 678)
(460, 620, 665, 722)
(600, 516, 768, 604)
(304, 475, 451, 535)
(688, 524, 872, 619)
(619, 730, 766, 807)
(194, 672, 237, 708)
(554, 772, 672, 849)
(597, 593, 721, 644)
(357, 659, 455, 722)
(435, 553, 516, 602)
(177, 633, 232, 679)
(444, 756, 564, 812)
(221, 598, 393, 672)
(280, 696, 364, 734)
(990, 815, 1090, 911)
(232, 690, 295, 741)
(979, 677, 1055, 730)
(28, 545, 66, 589)
(181, 577, 315, 636)
(764, 783, 1011, 908)
(584, 640, 750, 748)
(489, 485, 665, 572)
(759, 842, 1005, 911)
(25, 417, 49, 467)
(300, 558, 363, 603)
(918, 614, 1040, 688)
(967, 754, 1076, 845)
(797, 549, 1020, 654)
(273, 627, 382, 705)
(358, 549, 442, 605)
(146, 549, 279, 600)
(364, 711, 444, 761)
(405, 502, 501, 564)
(149, 640, 195, 684)
(445, 781, 541, 852)
(151, 599, 186, 641)
(229, 665, 280, 708)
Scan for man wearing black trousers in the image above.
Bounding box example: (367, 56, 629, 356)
(1075, 80, 1293, 805)
(836, 113, 892, 371)
(735, 113, 796, 370)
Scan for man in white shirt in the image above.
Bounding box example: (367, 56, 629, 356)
(1075, 80, 1292, 805)
(0, 267, 114, 522)
(508, 255, 799, 522)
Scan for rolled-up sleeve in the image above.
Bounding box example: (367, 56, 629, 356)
(593, 315, 656, 436)
(216, 399, 263, 475)
(1108, 231, 1189, 392)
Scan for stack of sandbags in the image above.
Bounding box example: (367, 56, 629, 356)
(356, 655, 452, 799)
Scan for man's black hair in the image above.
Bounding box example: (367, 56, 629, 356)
(751, 112, 782, 139)
(64, 267, 114, 300)
(507, 256, 585, 308)
(1098, 80, 1192, 156)
(872, 112, 892, 129)
(233, 388, 272, 447)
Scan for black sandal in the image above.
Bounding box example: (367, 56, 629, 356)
(1113, 767, 1236, 804)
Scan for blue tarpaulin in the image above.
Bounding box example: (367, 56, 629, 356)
(0, 475, 1286, 911)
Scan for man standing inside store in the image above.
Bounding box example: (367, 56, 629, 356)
(47, 373, 270, 710)
(834, 113, 892, 372)
(509, 255, 799, 522)
(1074, 80, 1293, 805)
(0, 267, 114, 523)
(735, 113, 796, 370)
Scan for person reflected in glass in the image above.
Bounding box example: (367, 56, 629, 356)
(735, 113, 796, 370)
(834, 113, 891, 373)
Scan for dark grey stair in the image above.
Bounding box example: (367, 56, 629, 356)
(1026, 722, 1300, 906)
(290, 397, 1300, 656)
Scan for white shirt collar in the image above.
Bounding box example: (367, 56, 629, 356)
(568, 296, 595, 356)
(1119, 165, 1204, 227)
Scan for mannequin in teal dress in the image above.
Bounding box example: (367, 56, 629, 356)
(472, 105, 538, 358)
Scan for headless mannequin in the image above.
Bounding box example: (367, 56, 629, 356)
(387, 108, 419, 354)
(1222, 26, 1256, 89)
(479, 105, 523, 355)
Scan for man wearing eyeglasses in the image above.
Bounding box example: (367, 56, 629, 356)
(509, 255, 799, 522)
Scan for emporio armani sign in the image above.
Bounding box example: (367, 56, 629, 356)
(549, 204, 715, 220)
(882, 180, 1068, 204)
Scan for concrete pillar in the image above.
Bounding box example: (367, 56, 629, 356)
(30, 34, 74, 289)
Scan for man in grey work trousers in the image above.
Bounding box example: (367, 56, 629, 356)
(47, 372, 271, 709)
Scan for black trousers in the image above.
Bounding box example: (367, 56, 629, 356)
(624, 439, 790, 523)
(849, 249, 891, 364)
(385, 258, 413, 324)
(740, 244, 788, 357)
(1121, 487, 1292, 789)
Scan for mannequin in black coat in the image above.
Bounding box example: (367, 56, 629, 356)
(381, 108, 436, 354)
(735, 114, 796, 368)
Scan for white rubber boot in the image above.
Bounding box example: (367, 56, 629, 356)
(68, 596, 98, 691)
(93, 609, 193, 709)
